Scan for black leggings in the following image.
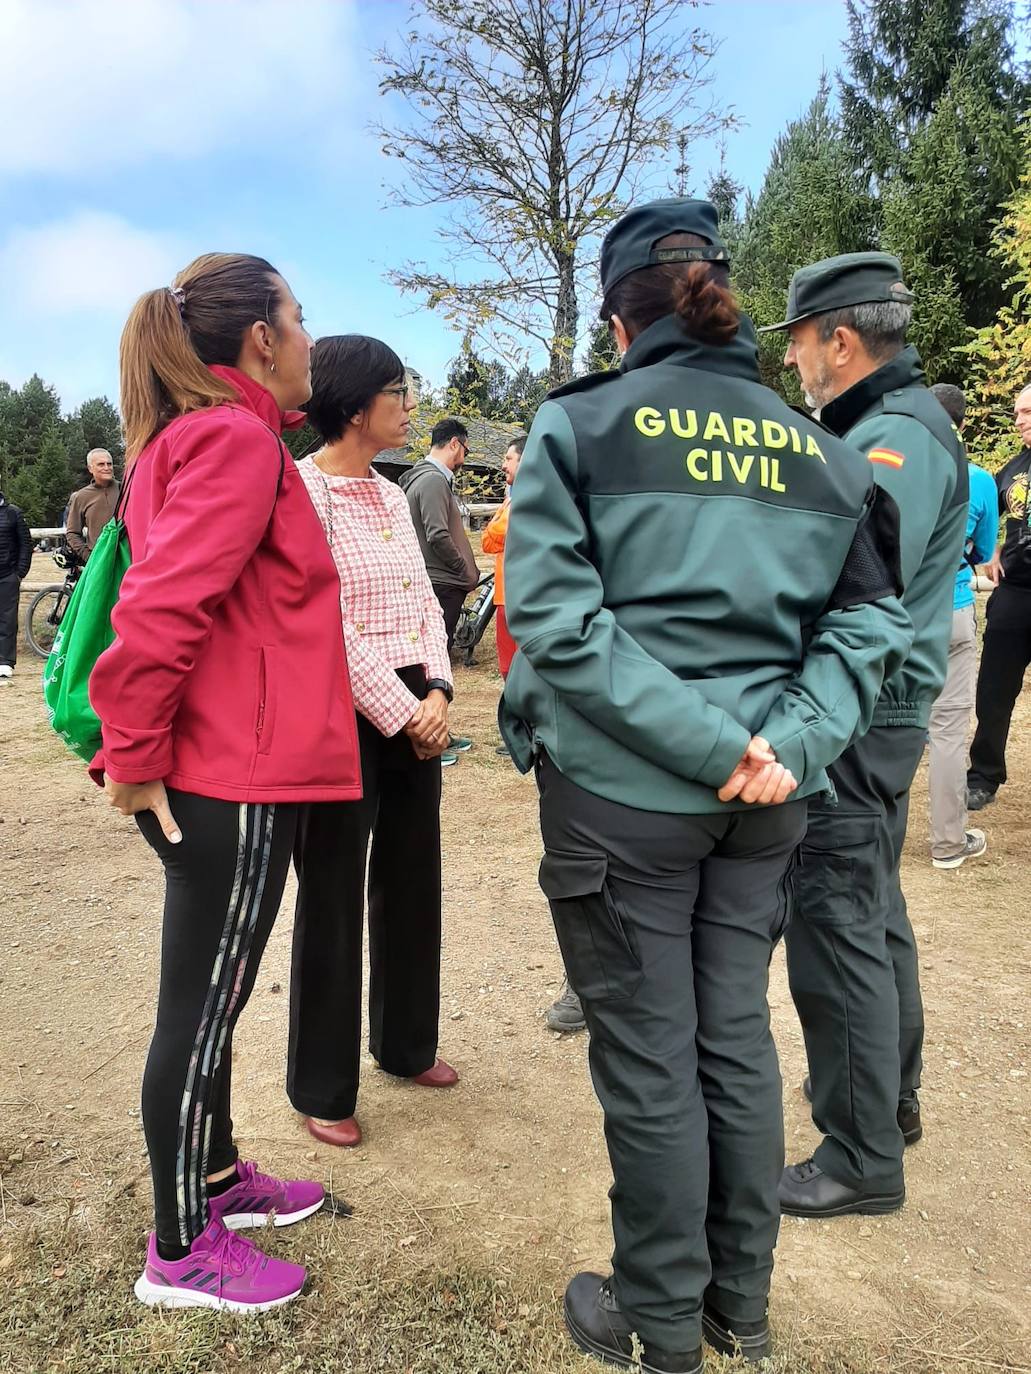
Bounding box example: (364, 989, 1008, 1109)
(137, 790, 299, 1248)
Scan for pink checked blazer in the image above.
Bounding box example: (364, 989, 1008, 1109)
(297, 459, 453, 736)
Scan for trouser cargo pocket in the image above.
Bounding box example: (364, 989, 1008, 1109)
(539, 849, 643, 1002)
(795, 813, 881, 928)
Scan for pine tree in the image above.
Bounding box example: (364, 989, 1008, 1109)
(962, 123, 1031, 470)
(842, 0, 1028, 375)
(731, 81, 876, 394)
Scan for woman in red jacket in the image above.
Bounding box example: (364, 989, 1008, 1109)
(90, 253, 361, 1312)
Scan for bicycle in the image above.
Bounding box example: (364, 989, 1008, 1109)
(24, 545, 82, 660)
(452, 571, 496, 666)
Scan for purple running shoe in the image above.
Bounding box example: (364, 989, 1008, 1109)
(134, 1216, 305, 1312)
(208, 1159, 325, 1230)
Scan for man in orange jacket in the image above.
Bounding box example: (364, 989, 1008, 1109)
(480, 434, 525, 677)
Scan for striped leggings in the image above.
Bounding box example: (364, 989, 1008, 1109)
(137, 790, 299, 1248)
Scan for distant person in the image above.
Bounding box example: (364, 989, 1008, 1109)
(0, 488, 32, 679)
(926, 383, 997, 868)
(90, 252, 361, 1313)
(480, 434, 525, 679)
(401, 417, 478, 762)
(287, 334, 458, 1152)
(966, 384, 1031, 812)
(65, 448, 120, 562)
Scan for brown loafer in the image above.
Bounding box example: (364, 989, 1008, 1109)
(409, 1058, 459, 1088)
(305, 1115, 362, 1148)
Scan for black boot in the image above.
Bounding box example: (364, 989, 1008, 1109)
(702, 1303, 771, 1362)
(779, 1158, 905, 1218)
(563, 1273, 703, 1374)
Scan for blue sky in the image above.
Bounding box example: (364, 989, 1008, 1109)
(0, 0, 852, 412)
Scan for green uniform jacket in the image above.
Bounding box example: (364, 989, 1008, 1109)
(820, 347, 968, 729)
(499, 314, 914, 813)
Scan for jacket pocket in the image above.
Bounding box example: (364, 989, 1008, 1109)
(538, 850, 643, 1002)
(795, 813, 880, 928)
(256, 646, 278, 756)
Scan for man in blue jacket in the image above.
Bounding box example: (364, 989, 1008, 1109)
(927, 383, 997, 869)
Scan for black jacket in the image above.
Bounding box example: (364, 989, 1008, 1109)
(994, 448, 1031, 588)
(0, 495, 32, 579)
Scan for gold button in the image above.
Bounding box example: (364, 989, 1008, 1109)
(355, 622, 365, 633)
(408, 630, 419, 643)
(381, 528, 393, 541)
(402, 577, 412, 588)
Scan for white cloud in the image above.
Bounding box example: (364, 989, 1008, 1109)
(1, 210, 184, 316)
(0, 0, 364, 175)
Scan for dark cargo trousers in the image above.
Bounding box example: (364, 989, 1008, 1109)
(785, 726, 926, 1192)
(535, 754, 807, 1352)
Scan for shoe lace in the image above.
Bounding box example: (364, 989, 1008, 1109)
(794, 1157, 821, 1181)
(236, 1159, 277, 1194)
(211, 1223, 259, 1283)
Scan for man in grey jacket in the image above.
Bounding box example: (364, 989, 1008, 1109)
(400, 418, 479, 648)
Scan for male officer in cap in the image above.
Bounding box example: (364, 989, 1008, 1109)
(763, 253, 967, 1218)
(502, 207, 911, 1370)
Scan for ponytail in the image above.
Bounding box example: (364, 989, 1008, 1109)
(119, 252, 281, 459)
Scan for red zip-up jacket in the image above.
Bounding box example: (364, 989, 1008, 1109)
(89, 367, 362, 803)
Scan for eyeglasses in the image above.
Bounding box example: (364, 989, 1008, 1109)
(381, 384, 410, 402)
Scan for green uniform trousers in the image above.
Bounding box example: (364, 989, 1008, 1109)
(785, 726, 926, 1192)
(535, 753, 807, 1351)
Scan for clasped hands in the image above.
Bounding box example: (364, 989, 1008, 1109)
(404, 689, 451, 760)
(718, 735, 797, 806)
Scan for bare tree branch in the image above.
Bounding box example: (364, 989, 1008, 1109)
(375, 0, 733, 383)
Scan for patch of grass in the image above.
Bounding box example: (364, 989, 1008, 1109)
(2, 1209, 1026, 1374)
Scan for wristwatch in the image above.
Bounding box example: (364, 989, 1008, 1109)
(425, 678, 453, 702)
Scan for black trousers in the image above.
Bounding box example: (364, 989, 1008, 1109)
(432, 582, 467, 653)
(785, 726, 926, 1192)
(287, 674, 443, 1120)
(536, 754, 807, 1352)
(968, 581, 1031, 795)
(0, 570, 20, 666)
(137, 790, 299, 1248)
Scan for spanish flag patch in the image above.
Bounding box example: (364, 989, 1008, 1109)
(868, 447, 905, 469)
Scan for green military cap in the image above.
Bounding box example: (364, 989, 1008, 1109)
(600, 198, 730, 301)
(760, 251, 914, 332)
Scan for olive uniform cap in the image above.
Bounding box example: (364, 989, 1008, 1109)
(600, 198, 730, 303)
(760, 252, 914, 332)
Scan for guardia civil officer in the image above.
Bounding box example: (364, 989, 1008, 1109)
(500, 201, 913, 1373)
(762, 254, 967, 1219)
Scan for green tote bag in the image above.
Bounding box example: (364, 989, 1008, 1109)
(43, 466, 135, 762)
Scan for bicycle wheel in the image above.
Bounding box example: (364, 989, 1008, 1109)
(24, 586, 66, 660)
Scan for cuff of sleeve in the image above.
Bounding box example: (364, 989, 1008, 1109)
(757, 722, 807, 785)
(97, 723, 174, 784)
(693, 718, 753, 789)
(360, 686, 419, 738)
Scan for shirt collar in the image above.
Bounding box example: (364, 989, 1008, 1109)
(424, 454, 454, 485)
(208, 364, 307, 433)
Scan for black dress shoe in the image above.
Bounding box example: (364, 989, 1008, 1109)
(702, 1304, 770, 1362)
(563, 1273, 703, 1374)
(802, 1077, 923, 1146)
(966, 785, 996, 811)
(780, 1158, 904, 1217)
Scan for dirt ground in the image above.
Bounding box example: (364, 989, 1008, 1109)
(1, 556, 1029, 1373)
